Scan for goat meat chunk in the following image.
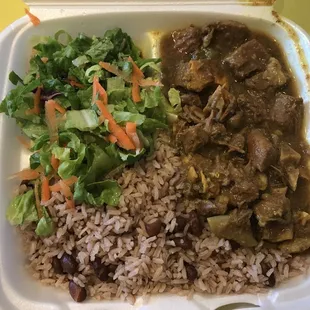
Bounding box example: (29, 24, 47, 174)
(279, 220, 310, 253)
(245, 58, 287, 90)
(223, 164, 260, 206)
(254, 188, 291, 227)
(202, 21, 250, 52)
(180, 105, 205, 124)
(224, 39, 270, 79)
(195, 195, 229, 217)
(172, 25, 202, 55)
(177, 123, 209, 153)
(271, 93, 303, 132)
(262, 222, 293, 243)
(208, 209, 258, 247)
(247, 129, 277, 172)
(285, 166, 300, 191)
(203, 86, 237, 123)
(181, 93, 203, 108)
(237, 90, 267, 124)
(175, 59, 224, 92)
(227, 134, 245, 154)
(280, 143, 301, 167)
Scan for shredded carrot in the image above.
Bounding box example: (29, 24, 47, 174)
(10, 169, 40, 181)
(95, 100, 108, 124)
(99, 61, 163, 89)
(45, 99, 66, 115)
(65, 197, 75, 209)
(45, 100, 66, 143)
(25, 9, 40, 26)
(34, 180, 43, 218)
(108, 134, 117, 144)
(98, 115, 105, 125)
(51, 154, 60, 172)
(45, 100, 58, 143)
(59, 180, 72, 197)
(99, 62, 126, 80)
(59, 180, 75, 209)
(95, 100, 135, 150)
(41, 176, 51, 202)
(49, 176, 78, 192)
(100, 58, 162, 103)
(92, 76, 108, 105)
(26, 86, 42, 115)
(128, 57, 144, 79)
(52, 101, 66, 115)
(95, 100, 110, 120)
(125, 122, 142, 150)
(34, 86, 42, 114)
(94, 78, 108, 104)
(128, 57, 144, 103)
(131, 77, 141, 103)
(41, 57, 48, 64)
(17, 136, 31, 150)
(49, 183, 61, 192)
(69, 80, 85, 89)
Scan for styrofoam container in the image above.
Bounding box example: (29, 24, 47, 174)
(0, 1, 310, 309)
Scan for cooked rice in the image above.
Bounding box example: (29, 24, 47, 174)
(19, 133, 309, 303)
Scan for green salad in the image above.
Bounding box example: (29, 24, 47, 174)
(1, 28, 180, 237)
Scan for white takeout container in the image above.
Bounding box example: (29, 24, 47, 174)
(1, 1, 310, 309)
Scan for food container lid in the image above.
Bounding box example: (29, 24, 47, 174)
(24, 0, 276, 6)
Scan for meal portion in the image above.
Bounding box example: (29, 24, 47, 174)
(162, 21, 310, 253)
(2, 28, 174, 237)
(1, 22, 310, 304)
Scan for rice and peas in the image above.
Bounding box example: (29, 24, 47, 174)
(21, 133, 308, 303)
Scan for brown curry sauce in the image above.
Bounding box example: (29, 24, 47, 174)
(160, 21, 310, 253)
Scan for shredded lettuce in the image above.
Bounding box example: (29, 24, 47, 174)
(52, 146, 71, 161)
(112, 111, 145, 126)
(35, 208, 54, 237)
(0, 80, 41, 117)
(31, 134, 50, 152)
(6, 189, 54, 237)
(22, 123, 49, 139)
(85, 37, 114, 63)
(168, 88, 182, 113)
(107, 77, 125, 92)
(72, 55, 90, 67)
(1, 27, 180, 237)
(85, 65, 104, 83)
(77, 86, 93, 109)
(9, 71, 24, 86)
(74, 179, 121, 207)
(30, 152, 41, 170)
(140, 61, 161, 73)
(119, 148, 145, 162)
(6, 190, 38, 225)
(83, 144, 121, 184)
(40, 145, 54, 175)
(65, 109, 99, 131)
(57, 143, 86, 179)
(141, 118, 168, 133)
